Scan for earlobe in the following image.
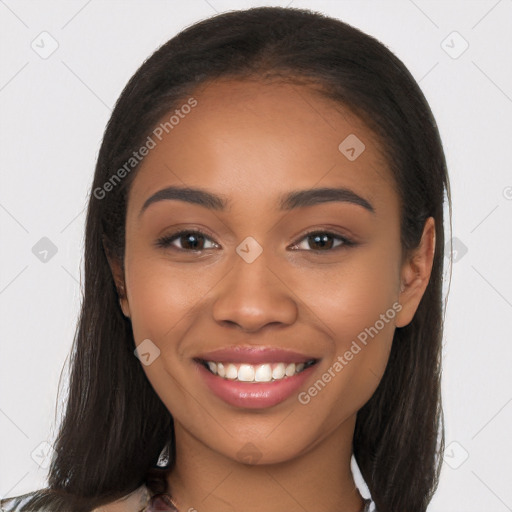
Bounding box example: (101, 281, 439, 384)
(395, 217, 436, 328)
(114, 272, 131, 319)
(102, 237, 131, 318)
(118, 296, 130, 318)
(116, 284, 131, 318)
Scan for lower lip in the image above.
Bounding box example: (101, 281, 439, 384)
(195, 361, 317, 409)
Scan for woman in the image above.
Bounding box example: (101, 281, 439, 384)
(1, 6, 450, 512)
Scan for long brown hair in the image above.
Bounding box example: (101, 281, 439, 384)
(4, 6, 449, 512)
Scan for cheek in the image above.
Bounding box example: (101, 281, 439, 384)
(293, 246, 400, 348)
(124, 252, 221, 345)
(291, 247, 401, 415)
(123, 253, 219, 415)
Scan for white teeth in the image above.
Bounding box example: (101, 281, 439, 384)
(254, 364, 272, 382)
(272, 363, 285, 380)
(285, 363, 296, 377)
(238, 364, 255, 382)
(216, 362, 226, 378)
(226, 363, 238, 380)
(203, 360, 313, 382)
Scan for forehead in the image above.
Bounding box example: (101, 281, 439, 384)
(129, 79, 397, 215)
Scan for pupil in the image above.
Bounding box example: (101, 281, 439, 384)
(182, 233, 203, 250)
(310, 234, 332, 250)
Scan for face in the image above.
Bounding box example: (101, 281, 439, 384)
(115, 79, 432, 465)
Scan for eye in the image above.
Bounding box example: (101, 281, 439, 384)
(290, 230, 355, 252)
(155, 230, 219, 251)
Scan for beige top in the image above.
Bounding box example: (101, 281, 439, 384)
(90, 488, 374, 512)
(2, 485, 373, 511)
(91, 485, 151, 511)
(0, 485, 152, 512)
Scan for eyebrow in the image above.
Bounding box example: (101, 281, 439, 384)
(279, 187, 374, 213)
(139, 185, 375, 217)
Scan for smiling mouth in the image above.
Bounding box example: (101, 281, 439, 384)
(196, 358, 318, 383)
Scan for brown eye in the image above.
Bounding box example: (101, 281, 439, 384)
(290, 231, 354, 252)
(306, 233, 335, 250)
(156, 230, 219, 251)
(177, 232, 206, 250)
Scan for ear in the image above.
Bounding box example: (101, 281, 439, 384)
(395, 217, 436, 328)
(102, 237, 131, 318)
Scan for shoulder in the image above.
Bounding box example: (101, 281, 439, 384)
(0, 490, 50, 512)
(92, 485, 150, 512)
(0, 486, 150, 512)
(1, 492, 33, 511)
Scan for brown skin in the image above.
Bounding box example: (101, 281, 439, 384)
(109, 79, 435, 512)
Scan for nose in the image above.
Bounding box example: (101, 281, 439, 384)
(212, 249, 298, 333)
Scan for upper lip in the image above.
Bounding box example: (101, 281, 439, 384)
(195, 346, 319, 365)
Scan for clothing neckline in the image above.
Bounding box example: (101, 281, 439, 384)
(142, 473, 374, 512)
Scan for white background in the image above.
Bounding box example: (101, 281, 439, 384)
(0, 1, 511, 510)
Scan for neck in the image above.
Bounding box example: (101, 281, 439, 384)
(166, 414, 364, 512)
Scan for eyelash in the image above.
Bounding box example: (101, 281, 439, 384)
(155, 228, 356, 253)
